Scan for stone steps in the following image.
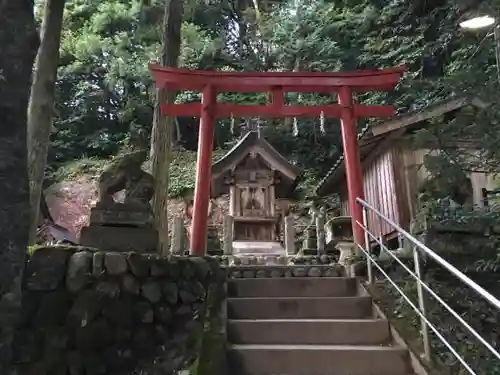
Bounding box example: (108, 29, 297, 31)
(226, 276, 415, 375)
(228, 296, 374, 319)
(227, 344, 412, 375)
(228, 318, 391, 345)
(227, 277, 356, 298)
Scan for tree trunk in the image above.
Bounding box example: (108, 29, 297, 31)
(150, 0, 184, 254)
(0, 0, 39, 371)
(27, 0, 66, 245)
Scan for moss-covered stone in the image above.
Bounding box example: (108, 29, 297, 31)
(190, 263, 227, 375)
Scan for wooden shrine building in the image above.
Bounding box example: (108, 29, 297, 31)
(211, 128, 301, 255)
(315, 96, 493, 245)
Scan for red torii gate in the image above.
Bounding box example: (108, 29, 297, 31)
(149, 64, 405, 255)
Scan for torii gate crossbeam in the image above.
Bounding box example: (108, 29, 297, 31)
(149, 64, 406, 255)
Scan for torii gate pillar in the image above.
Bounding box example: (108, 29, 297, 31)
(338, 86, 365, 246)
(190, 85, 216, 254)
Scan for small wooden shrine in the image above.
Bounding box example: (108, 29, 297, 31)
(211, 127, 301, 255)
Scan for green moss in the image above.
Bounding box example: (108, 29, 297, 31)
(51, 157, 109, 182)
(28, 245, 101, 256)
(370, 274, 500, 375)
(168, 148, 226, 198)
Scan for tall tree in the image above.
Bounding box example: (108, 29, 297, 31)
(150, 0, 184, 254)
(0, 0, 38, 370)
(27, 0, 66, 244)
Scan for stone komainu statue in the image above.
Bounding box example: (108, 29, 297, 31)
(97, 150, 154, 206)
(417, 171, 474, 208)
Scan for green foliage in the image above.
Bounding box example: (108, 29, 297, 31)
(168, 148, 227, 198)
(50, 158, 109, 183)
(49, 0, 500, 195)
(42, 3, 500, 368)
(375, 273, 500, 375)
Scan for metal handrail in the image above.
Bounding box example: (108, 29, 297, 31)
(356, 197, 500, 375)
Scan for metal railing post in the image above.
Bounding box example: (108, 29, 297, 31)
(362, 206, 373, 284)
(413, 245, 431, 362)
(355, 197, 500, 372)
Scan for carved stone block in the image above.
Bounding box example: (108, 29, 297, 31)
(170, 216, 185, 255)
(223, 215, 234, 255)
(79, 226, 158, 252)
(284, 216, 295, 256)
(89, 203, 153, 227)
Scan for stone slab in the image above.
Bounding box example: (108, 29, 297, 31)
(79, 225, 158, 252)
(232, 241, 286, 256)
(89, 203, 152, 227)
(228, 277, 355, 298)
(227, 296, 373, 319)
(227, 344, 411, 375)
(227, 318, 391, 345)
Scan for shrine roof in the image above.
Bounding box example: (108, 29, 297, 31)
(314, 95, 489, 196)
(211, 130, 302, 197)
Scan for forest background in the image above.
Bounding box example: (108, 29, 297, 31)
(44, 0, 500, 199)
(2, 2, 500, 372)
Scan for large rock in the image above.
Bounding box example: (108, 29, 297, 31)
(68, 290, 103, 328)
(104, 253, 128, 275)
(161, 282, 178, 305)
(141, 281, 162, 304)
(25, 248, 73, 291)
(127, 252, 150, 278)
(66, 251, 93, 293)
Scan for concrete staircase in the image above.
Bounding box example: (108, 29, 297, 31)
(227, 276, 414, 375)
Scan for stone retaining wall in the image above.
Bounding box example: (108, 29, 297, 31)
(13, 247, 224, 375)
(214, 254, 337, 266)
(226, 264, 344, 278)
(212, 254, 344, 278)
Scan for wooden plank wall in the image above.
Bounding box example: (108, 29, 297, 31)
(338, 148, 401, 238)
(337, 144, 498, 240)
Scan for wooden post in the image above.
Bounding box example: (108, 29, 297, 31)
(339, 85, 365, 248)
(223, 215, 234, 255)
(229, 185, 236, 216)
(269, 184, 276, 216)
(170, 215, 184, 255)
(284, 216, 295, 255)
(190, 84, 216, 255)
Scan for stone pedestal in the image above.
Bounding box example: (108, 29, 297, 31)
(232, 241, 286, 257)
(336, 241, 356, 265)
(80, 202, 158, 252)
(336, 241, 356, 277)
(89, 203, 151, 226)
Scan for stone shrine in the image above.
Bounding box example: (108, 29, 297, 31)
(80, 150, 159, 251)
(211, 126, 301, 256)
